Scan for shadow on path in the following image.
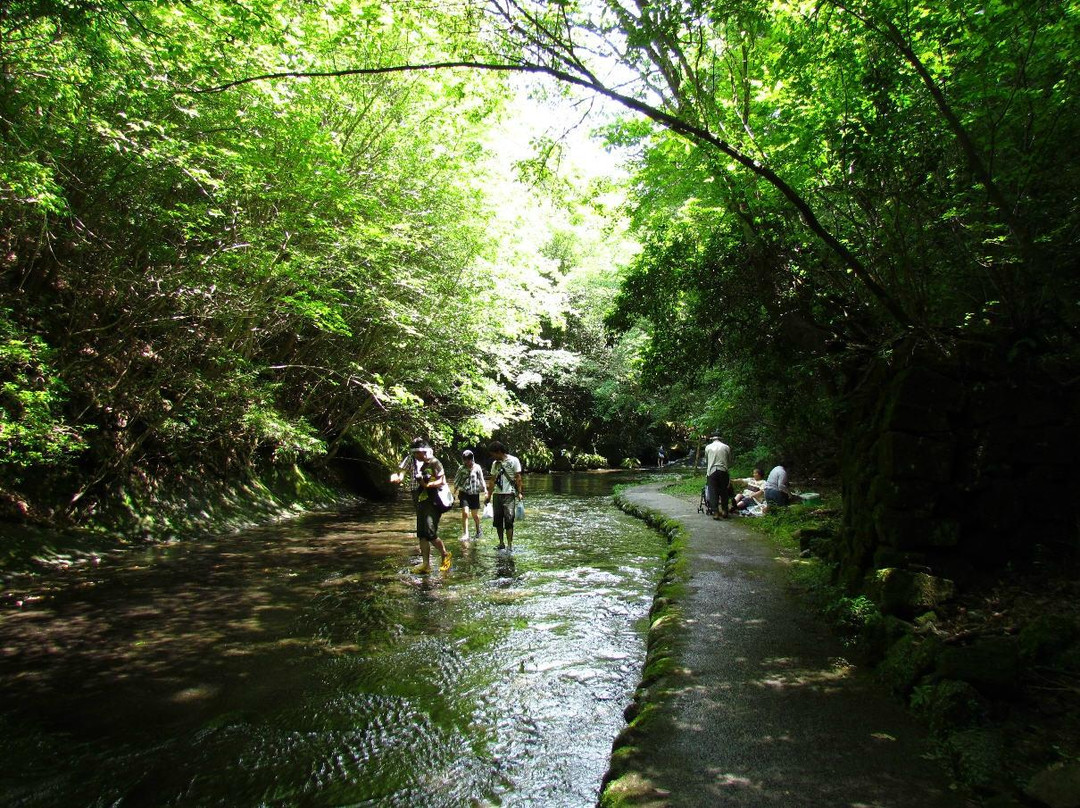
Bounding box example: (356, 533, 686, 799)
(605, 484, 965, 808)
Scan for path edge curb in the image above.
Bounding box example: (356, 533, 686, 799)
(598, 489, 691, 808)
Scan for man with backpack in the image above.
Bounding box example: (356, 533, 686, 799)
(484, 441, 523, 552)
(390, 438, 452, 573)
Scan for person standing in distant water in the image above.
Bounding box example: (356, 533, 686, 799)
(704, 433, 733, 520)
(485, 441, 523, 552)
(453, 449, 486, 542)
(390, 439, 452, 574)
(763, 461, 791, 510)
(657, 445, 667, 468)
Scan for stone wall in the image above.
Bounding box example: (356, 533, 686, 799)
(837, 339, 1079, 595)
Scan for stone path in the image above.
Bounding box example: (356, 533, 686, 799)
(605, 484, 965, 807)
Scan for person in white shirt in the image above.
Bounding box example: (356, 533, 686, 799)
(764, 462, 791, 508)
(484, 441, 523, 551)
(704, 434, 733, 519)
(733, 467, 766, 511)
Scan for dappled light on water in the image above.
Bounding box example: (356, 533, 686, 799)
(0, 473, 664, 806)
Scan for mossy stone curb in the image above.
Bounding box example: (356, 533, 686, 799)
(599, 493, 689, 807)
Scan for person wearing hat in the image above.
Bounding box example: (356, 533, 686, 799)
(484, 441, 523, 552)
(704, 433, 733, 519)
(390, 438, 452, 573)
(452, 449, 487, 542)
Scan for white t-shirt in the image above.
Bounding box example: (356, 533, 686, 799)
(705, 440, 732, 475)
(491, 455, 522, 494)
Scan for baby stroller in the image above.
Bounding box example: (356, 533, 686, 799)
(698, 482, 734, 516)
(697, 485, 712, 515)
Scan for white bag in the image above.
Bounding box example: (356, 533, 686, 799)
(482, 502, 493, 519)
(515, 501, 525, 521)
(434, 484, 454, 512)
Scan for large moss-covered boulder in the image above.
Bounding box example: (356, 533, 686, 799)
(944, 728, 1010, 792)
(866, 567, 956, 617)
(912, 679, 989, 736)
(936, 636, 1022, 695)
(1018, 615, 1080, 663)
(877, 633, 943, 696)
(1025, 762, 1080, 808)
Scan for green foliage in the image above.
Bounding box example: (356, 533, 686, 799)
(0, 313, 86, 471)
(0, 0, 532, 520)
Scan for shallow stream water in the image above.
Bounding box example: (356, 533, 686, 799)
(0, 472, 665, 807)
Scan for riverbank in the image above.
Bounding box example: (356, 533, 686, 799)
(601, 483, 961, 807)
(0, 463, 358, 582)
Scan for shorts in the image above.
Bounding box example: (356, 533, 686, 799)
(413, 492, 442, 540)
(459, 492, 481, 510)
(492, 493, 516, 530)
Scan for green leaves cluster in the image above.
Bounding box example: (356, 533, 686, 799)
(0, 0, 526, 517)
(467, 0, 1080, 465)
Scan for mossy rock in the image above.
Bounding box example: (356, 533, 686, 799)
(943, 728, 1010, 791)
(856, 614, 912, 664)
(877, 632, 944, 695)
(794, 526, 835, 556)
(866, 567, 956, 617)
(1024, 761, 1080, 808)
(1018, 615, 1080, 663)
(599, 772, 671, 808)
(911, 679, 988, 736)
(936, 636, 1021, 696)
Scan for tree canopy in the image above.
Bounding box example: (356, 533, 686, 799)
(2, 0, 1078, 533)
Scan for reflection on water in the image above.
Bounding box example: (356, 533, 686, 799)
(0, 472, 665, 806)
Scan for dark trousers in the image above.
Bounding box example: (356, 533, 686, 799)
(707, 470, 731, 516)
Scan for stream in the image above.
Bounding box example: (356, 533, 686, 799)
(0, 472, 666, 807)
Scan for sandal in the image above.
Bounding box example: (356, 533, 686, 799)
(439, 552, 452, 572)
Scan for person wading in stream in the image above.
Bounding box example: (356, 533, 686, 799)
(391, 438, 452, 574)
(453, 449, 486, 542)
(484, 441, 523, 552)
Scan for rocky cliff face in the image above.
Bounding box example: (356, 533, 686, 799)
(837, 338, 1078, 600)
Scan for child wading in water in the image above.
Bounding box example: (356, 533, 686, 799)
(453, 449, 486, 542)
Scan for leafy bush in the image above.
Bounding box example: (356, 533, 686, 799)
(576, 452, 608, 469)
(0, 317, 86, 472)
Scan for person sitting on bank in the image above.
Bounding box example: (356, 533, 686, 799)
(453, 449, 486, 542)
(733, 467, 766, 511)
(763, 461, 791, 509)
(484, 441, 523, 552)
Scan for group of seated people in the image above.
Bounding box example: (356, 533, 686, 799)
(732, 464, 792, 513)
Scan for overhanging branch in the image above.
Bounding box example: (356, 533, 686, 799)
(200, 59, 912, 327)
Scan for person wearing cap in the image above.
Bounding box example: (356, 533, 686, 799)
(484, 441, 523, 551)
(704, 433, 734, 519)
(453, 449, 487, 542)
(390, 438, 452, 574)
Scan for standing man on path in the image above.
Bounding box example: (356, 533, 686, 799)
(485, 441, 523, 552)
(705, 433, 733, 519)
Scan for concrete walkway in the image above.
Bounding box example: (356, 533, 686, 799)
(607, 484, 964, 807)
